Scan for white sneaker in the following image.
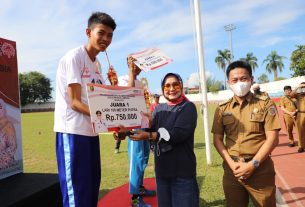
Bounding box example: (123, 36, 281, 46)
(115, 149, 119, 153)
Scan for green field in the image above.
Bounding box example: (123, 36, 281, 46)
(21, 104, 228, 206)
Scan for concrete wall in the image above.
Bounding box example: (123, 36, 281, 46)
(22, 102, 55, 113)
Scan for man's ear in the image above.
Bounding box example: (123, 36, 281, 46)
(86, 28, 91, 38)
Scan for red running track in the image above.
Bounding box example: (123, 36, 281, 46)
(272, 106, 305, 207)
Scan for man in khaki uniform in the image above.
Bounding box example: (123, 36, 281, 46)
(279, 85, 298, 147)
(292, 82, 305, 153)
(212, 61, 281, 207)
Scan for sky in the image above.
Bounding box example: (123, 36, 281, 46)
(1, 0, 305, 98)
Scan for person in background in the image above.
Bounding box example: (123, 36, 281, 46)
(279, 85, 298, 147)
(115, 57, 156, 207)
(252, 83, 270, 98)
(149, 94, 160, 113)
(212, 60, 280, 207)
(120, 73, 199, 207)
(53, 12, 116, 207)
(291, 82, 305, 153)
(114, 138, 121, 153)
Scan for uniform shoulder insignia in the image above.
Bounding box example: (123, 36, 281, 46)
(219, 98, 232, 106)
(268, 105, 277, 116)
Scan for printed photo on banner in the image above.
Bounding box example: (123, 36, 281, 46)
(86, 83, 148, 133)
(0, 37, 23, 180)
(129, 48, 172, 72)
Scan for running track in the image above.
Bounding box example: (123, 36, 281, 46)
(273, 106, 305, 207)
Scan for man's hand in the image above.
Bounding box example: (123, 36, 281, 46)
(233, 161, 255, 181)
(129, 131, 149, 141)
(113, 125, 129, 141)
(127, 56, 141, 77)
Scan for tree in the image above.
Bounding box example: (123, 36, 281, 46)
(215, 49, 231, 88)
(257, 74, 269, 84)
(290, 45, 305, 77)
(274, 77, 286, 81)
(240, 52, 258, 72)
(207, 77, 223, 93)
(262, 51, 285, 80)
(19, 71, 52, 106)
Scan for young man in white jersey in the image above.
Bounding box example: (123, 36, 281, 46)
(53, 12, 116, 207)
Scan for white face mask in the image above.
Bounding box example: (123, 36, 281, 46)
(229, 81, 252, 97)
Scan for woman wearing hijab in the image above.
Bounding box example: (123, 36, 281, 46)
(127, 73, 199, 207)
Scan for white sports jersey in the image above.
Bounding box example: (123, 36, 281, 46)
(54, 46, 105, 136)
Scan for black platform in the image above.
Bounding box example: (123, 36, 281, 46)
(0, 173, 62, 207)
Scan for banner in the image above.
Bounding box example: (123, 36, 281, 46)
(129, 48, 172, 72)
(87, 84, 148, 133)
(0, 37, 23, 180)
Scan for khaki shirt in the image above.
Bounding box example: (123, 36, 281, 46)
(279, 96, 297, 112)
(212, 93, 281, 157)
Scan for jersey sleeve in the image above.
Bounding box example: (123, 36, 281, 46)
(65, 53, 82, 86)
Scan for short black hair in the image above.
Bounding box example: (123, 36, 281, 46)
(88, 12, 116, 31)
(226, 60, 252, 78)
(96, 110, 102, 115)
(283, 85, 292, 91)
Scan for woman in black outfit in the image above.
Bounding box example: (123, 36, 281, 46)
(128, 73, 199, 207)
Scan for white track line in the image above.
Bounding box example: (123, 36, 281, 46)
(275, 167, 304, 207)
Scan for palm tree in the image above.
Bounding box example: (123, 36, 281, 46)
(240, 52, 258, 72)
(295, 44, 304, 51)
(215, 49, 231, 89)
(262, 51, 285, 80)
(257, 74, 269, 83)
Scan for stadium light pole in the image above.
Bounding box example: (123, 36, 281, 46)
(193, 0, 212, 165)
(224, 24, 236, 61)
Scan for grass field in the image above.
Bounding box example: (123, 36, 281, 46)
(20, 104, 235, 206)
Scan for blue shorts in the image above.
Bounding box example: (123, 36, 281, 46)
(56, 132, 101, 207)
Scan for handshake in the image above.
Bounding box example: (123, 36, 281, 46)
(112, 127, 153, 142)
(113, 130, 134, 140)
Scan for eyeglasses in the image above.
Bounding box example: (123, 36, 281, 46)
(163, 82, 181, 91)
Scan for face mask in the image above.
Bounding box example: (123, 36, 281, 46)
(229, 81, 252, 97)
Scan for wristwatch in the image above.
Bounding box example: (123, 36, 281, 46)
(252, 159, 260, 169)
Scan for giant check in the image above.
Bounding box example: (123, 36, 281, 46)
(87, 83, 148, 133)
